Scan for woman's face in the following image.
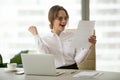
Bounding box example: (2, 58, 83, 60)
(53, 10, 68, 34)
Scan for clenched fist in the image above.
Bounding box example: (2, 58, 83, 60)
(28, 26, 38, 35)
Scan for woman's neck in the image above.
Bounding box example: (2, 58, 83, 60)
(51, 29, 61, 36)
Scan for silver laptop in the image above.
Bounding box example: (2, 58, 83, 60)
(21, 54, 64, 76)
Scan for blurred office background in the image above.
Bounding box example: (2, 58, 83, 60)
(0, 0, 120, 72)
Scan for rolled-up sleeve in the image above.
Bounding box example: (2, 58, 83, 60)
(74, 48, 91, 63)
(34, 35, 49, 54)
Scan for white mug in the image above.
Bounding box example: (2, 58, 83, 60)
(7, 63, 17, 70)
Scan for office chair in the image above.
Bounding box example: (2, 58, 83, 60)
(66, 29, 96, 70)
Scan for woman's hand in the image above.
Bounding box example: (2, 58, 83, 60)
(88, 35, 96, 48)
(28, 26, 38, 36)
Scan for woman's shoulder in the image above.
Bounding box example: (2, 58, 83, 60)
(60, 29, 75, 39)
(64, 29, 76, 35)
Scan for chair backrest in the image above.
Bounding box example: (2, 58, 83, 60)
(66, 29, 96, 70)
(77, 46, 96, 70)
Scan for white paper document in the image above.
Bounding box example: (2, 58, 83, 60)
(73, 71, 103, 78)
(71, 21, 95, 49)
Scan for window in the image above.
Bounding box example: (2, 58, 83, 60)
(90, 0, 120, 72)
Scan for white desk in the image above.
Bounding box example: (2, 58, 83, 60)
(0, 68, 120, 80)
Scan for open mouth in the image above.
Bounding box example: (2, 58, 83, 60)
(60, 24, 66, 28)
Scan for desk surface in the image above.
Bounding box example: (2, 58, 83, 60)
(0, 68, 120, 80)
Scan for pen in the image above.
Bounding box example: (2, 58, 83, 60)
(71, 71, 76, 74)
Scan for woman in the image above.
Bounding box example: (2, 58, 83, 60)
(28, 5, 96, 69)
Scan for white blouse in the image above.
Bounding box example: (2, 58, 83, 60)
(34, 30, 91, 68)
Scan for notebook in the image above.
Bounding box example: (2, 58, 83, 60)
(21, 54, 65, 76)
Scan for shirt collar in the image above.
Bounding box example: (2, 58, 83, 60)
(50, 30, 66, 37)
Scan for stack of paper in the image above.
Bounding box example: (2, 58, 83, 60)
(71, 21, 95, 49)
(73, 71, 103, 78)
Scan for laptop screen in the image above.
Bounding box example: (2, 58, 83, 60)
(21, 54, 57, 76)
